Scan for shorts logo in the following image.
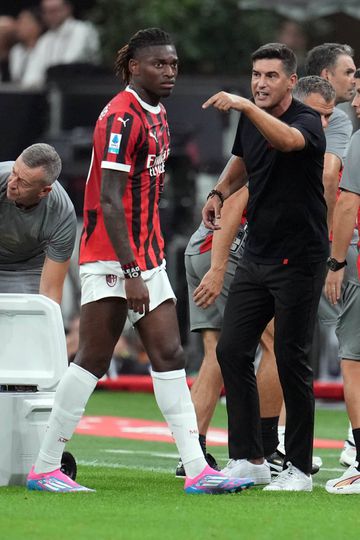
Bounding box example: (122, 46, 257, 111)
(108, 133, 121, 154)
(106, 274, 117, 287)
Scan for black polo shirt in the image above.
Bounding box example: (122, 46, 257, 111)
(232, 98, 329, 264)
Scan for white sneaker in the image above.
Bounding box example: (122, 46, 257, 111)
(222, 459, 271, 485)
(339, 440, 356, 467)
(263, 462, 312, 491)
(326, 462, 360, 494)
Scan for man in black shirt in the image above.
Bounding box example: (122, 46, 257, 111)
(202, 43, 328, 491)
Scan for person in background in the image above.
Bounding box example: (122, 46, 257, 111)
(0, 15, 16, 82)
(305, 43, 357, 464)
(9, 7, 45, 86)
(19, 0, 100, 87)
(325, 70, 360, 494)
(0, 143, 76, 304)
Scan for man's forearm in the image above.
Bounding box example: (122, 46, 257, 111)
(331, 192, 359, 260)
(214, 156, 248, 200)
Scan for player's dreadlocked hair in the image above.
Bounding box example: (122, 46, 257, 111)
(114, 28, 173, 83)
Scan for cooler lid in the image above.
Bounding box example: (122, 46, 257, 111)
(0, 294, 68, 388)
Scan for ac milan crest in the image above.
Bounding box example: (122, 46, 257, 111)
(106, 274, 117, 287)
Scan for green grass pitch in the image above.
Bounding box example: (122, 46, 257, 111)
(1, 391, 359, 540)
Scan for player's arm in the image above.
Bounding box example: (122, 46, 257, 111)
(39, 257, 71, 304)
(323, 152, 342, 233)
(195, 186, 249, 308)
(202, 155, 247, 230)
(325, 190, 360, 304)
(100, 168, 149, 314)
(203, 92, 305, 152)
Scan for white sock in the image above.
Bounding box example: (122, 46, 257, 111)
(348, 422, 355, 444)
(151, 369, 206, 478)
(277, 425, 285, 454)
(34, 363, 98, 474)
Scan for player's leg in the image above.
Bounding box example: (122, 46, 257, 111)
(136, 274, 252, 494)
(184, 252, 225, 466)
(191, 329, 223, 435)
(28, 271, 128, 492)
(326, 282, 360, 493)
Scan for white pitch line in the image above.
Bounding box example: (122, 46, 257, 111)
(101, 448, 230, 460)
(77, 459, 172, 473)
(103, 449, 179, 459)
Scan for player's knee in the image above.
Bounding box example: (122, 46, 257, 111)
(75, 348, 112, 379)
(154, 342, 185, 371)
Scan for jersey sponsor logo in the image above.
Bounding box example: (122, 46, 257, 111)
(117, 116, 130, 127)
(106, 274, 118, 287)
(108, 133, 122, 154)
(146, 148, 170, 177)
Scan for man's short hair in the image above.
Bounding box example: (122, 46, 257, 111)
(251, 43, 297, 76)
(305, 43, 354, 76)
(21, 143, 62, 185)
(293, 76, 336, 103)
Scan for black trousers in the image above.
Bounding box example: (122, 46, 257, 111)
(216, 258, 327, 474)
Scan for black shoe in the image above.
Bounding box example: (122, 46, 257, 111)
(266, 450, 284, 477)
(266, 449, 321, 476)
(175, 452, 220, 478)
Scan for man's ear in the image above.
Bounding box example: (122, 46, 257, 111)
(320, 68, 329, 81)
(129, 58, 140, 76)
(289, 73, 298, 90)
(39, 185, 52, 199)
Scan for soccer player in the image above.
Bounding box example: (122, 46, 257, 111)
(325, 70, 360, 494)
(202, 44, 329, 491)
(27, 28, 252, 494)
(0, 143, 76, 304)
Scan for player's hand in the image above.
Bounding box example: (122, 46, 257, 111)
(202, 197, 222, 230)
(193, 268, 225, 308)
(202, 91, 246, 112)
(125, 277, 150, 314)
(325, 268, 344, 304)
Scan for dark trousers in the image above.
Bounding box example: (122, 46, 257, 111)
(216, 259, 327, 474)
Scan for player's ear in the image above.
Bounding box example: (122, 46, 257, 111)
(129, 58, 140, 76)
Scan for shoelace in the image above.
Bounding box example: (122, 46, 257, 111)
(271, 463, 301, 486)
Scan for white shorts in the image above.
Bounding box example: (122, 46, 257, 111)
(80, 260, 176, 325)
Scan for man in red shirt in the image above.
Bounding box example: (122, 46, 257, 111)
(27, 28, 251, 495)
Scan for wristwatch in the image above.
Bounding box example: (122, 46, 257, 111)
(326, 257, 347, 272)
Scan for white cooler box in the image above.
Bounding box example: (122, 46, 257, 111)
(0, 294, 68, 486)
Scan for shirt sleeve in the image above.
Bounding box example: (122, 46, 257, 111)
(231, 114, 244, 157)
(45, 193, 77, 262)
(101, 111, 144, 173)
(325, 109, 353, 165)
(339, 130, 360, 195)
(291, 107, 325, 154)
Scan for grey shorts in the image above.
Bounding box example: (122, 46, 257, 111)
(318, 243, 359, 325)
(0, 269, 41, 294)
(336, 281, 360, 360)
(185, 251, 239, 332)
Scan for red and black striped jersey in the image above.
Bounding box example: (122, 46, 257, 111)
(79, 87, 170, 270)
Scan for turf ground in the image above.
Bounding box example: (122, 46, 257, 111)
(1, 391, 359, 540)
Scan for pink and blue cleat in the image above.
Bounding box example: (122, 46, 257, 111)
(184, 464, 254, 494)
(27, 466, 95, 493)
